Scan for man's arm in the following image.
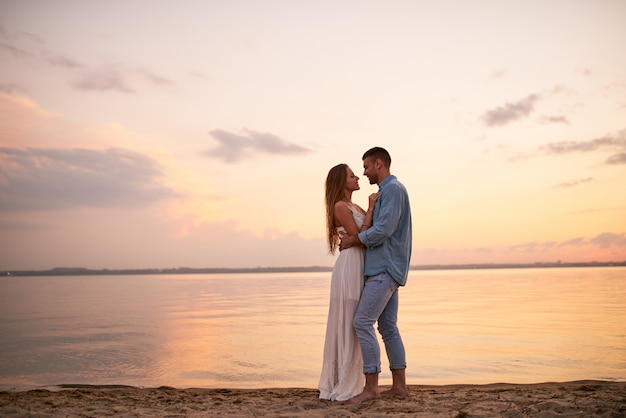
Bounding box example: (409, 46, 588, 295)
(339, 233, 362, 251)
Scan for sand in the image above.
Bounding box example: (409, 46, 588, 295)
(1, 381, 624, 417)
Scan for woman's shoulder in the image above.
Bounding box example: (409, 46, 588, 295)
(335, 201, 365, 214)
(333, 200, 352, 213)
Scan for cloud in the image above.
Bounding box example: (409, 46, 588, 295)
(508, 241, 557, 253)
(47, 53, 82, 69)
(72, 66, 174, 93)
(539, 115, 570, 125)
(540, 129, 626, 164)
(1, 24, 170, 93)
(0, 82, 25, 94)
(137, 68, 174, 87)
(512, 233, 626, 251)
(0, 147, 178, 211)
(463, 247, 492, 253)
(559, 237, 587, 247)
(542, 132, 626, 153)
(73, 66, 174, 93)
(206, 129, 312, 163)
(508, 129, 626, 164)
(487, 68, 506, 81)
(0, 41, 32, 60)
(481, 94, 540, 126)
(606, 152, 626, 165)
(553, 177, 594, 189)
(73, 67, 135, 93)
(0, 41, 83, 69)
(0, 22, 41, 43)
(559, 233, 626, 249)
(590, 232, 626, 248)
(0, 24, 82, 68)
(0, 219, 54, 232)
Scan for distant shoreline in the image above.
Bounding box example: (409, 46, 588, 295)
(2, 261, 624, 276)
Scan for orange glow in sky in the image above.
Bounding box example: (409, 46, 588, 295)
(1, 1, 625, 270)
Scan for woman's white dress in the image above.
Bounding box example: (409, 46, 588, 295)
(318, 206, 365, 401)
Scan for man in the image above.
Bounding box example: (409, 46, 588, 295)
(340, 146, 412, 404)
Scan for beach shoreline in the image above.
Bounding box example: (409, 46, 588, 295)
(1, 380, 624, 417)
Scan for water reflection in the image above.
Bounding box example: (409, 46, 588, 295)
(153, 273, 329, 388)
(0, 268, 624, 390)
(402, 267, 626, 384)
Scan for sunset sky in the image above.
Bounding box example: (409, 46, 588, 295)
(1, 0, 625, 270)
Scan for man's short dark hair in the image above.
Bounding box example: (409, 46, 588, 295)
(362, 147, 391, 167)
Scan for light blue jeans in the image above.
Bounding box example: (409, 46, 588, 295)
(353, 272, 406, 374)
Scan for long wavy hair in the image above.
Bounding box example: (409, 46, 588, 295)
(325, 163, 348, 254)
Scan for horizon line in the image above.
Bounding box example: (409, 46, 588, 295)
(2, 260, 625, 276)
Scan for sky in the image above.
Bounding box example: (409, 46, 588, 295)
(1, 0, 625, 270)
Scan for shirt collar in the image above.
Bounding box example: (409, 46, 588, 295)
(378, 174, 396, 190)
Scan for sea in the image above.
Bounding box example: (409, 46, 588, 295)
(0, 266, 624, 391)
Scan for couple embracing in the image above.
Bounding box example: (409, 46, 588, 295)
(318, 146, 412, 404)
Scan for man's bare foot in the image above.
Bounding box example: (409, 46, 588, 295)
(381, 386, 409, 398)
(383, 369, 408, 398)
(342, 388, 380, 405)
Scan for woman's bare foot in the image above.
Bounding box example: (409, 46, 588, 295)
(342, 388, 380, 405)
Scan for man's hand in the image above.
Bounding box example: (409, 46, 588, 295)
(339, 233, 358, 251)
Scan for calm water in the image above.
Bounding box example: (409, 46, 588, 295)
(0, 267, 624, 391)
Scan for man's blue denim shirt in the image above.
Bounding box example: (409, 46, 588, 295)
(358, 175, 412, 286)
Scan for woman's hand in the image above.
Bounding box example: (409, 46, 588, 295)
(368, 192, 380, 209)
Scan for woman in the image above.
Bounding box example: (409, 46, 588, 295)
(318, 163, 378, 401)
